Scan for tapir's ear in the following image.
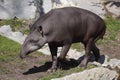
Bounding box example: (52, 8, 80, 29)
(38, 26, 42, 31)
(38, 26, 44, 37)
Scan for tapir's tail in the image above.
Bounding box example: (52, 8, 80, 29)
(94, 24, 106, 42)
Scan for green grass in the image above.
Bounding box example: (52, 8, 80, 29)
(21, 29, 30, 34)
(0, 35, 44, 62)
(0, 19, 24, 31)
(0, 35, 21, 62)
(40, 64, 97, 80)
(105, 17, 120, 41)
(0, 35, 46, 75)
(71, 43, 84, 52)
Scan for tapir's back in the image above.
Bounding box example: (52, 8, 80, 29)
(39, 7, 106, 43)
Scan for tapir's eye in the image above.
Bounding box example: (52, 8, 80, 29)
(37, 26, 42, 33)
(29, 39, 38, 43)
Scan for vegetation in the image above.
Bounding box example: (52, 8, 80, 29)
(0, 19, 23, 31)
(0, 35, 45, 75)
(0, 35, 21, 62)
(0, 19, 30, 34)
(105, 17, 120, 41)
(40, 64, 97, 80)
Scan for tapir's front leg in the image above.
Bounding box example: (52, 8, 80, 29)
(48, 43, 58, 72)
(58, 44, 71, 68)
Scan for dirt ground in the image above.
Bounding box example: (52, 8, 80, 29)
(100, 44, 120, 59)
(0, 42, 120, 80)
(0, 55, 51, 80)
(0, 53, 79, 80)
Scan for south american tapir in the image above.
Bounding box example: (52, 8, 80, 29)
(20, 7, 106, 72)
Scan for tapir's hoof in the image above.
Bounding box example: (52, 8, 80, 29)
(47, 68, 57, 73)
(79, 64, 87, 69)
(95, 57, 100, 62)
(79, 62, 87, 69)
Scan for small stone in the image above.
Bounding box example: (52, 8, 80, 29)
(109, 59, 120, 69)
(89, 61, 102, 67)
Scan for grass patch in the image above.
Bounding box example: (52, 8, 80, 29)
(0, 19, 30, 36)
(104, 17, 120, 41)
(40, 68, 84, 80)
(0, 35, 21, 74)
(21, 29, 30, 34)
(71, 43, 84, 52)
(0, 35, 45, 62)
(40, 64, 97, 80)
(0, 35, 47, 75)
(0, 19, 24, 31)
(0, 35, 21, 62)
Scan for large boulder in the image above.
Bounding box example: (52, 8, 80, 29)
(102, 0, 120, 19)
(0, 25, 27, 44)
(0, 0, 36, 19)
(52, 67, 118, 80)
(52, 0, 105, 18)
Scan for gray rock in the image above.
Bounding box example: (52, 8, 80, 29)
(43, 0, 52, 13)
(103, 0, 120, 19)
(52, 0, 105, 18)
(0, 25, 27, 44)
(0, 0, 36, 19)
(52, 67, 118, 80)
(109, 59, 120, 69)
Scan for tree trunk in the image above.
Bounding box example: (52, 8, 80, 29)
(34, 0, 44, 21)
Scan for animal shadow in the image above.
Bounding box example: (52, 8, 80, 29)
(23, 62, 52, 75)
(23, 59, 79, 75)
(23, 54, 106, 75)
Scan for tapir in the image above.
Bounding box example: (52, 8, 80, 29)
(20, 7, 106, 72)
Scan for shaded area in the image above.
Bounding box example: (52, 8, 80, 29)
(23, 59, 79, 75)
(23, 54, 106, 75)
(23, 62, 52, 75)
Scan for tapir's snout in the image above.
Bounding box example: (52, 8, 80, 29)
(20, 49, 27, 59)
(20, 54, 26, 59)
(20, 46, 30, 59)
(20, 42, 41, 59)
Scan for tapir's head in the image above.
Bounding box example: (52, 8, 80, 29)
(20, 25, 47, 59)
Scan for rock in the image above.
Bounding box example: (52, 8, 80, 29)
(0, 25, 12, 36)
(52, 0, 76, 8)
(88, 61, 102, 67)
(66, 50, 85, 60)
(109, 59, 120, 69)
(43, 0, 52, 13)
(52, 67, 119, 80)
(102, 0, 120, 19)
(0, 0, 36, 19)
(0, 25, 27, 44)
(52, 0, 105, 18)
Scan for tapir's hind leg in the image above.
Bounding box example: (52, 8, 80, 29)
(80, 38, 94, 68)
(92, 43, 100, 62)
